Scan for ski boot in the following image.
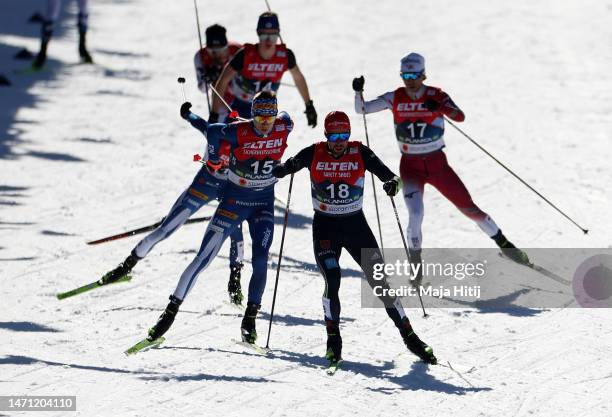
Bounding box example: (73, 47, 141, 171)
(227, 263, 244, 305)
(399, 318, 437, 364)
(32, 21, 52, 69)
(99, 251, 140, 285)
(325, 320, 342, 362)
(147, 295, 182, 341)
(492, 231, 530, 265)
(78, 20, 93, 64)
(241, 303, 260, 344)
(409, 248, 424, 287)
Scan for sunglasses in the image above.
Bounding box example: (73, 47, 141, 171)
(401, 72, 423, 80)
(208, 46, 228, 55)
(327, 133, 350, 142)
(258, 33, 279, 42)
(253, 115, 276, 123)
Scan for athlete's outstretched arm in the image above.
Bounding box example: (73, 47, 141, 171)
(272, 144, 315, 178)
(439, 93, 465, 122)
(361, 144, 396, 182)
(289, 65, 312, 104)
(355, 91, 394, 115)
(206, 123, 239, 162)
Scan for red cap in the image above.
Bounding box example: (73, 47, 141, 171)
(324, 111, 351, 135)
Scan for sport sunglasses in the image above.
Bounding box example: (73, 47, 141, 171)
(327, 133, 350, 142)
(401, 71, 423, 80)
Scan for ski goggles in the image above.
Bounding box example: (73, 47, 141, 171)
(208, 46, 228, 56)
(326, 132, 350, 142)
(258, 33, 279, 42)
(401, 71, 424, 80)
(253, 115, 276, 124)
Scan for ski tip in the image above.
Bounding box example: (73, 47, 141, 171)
(124, 336, 165, 356)
(325, 359, 343, 375)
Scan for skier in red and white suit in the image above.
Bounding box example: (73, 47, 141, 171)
(193, 24, 242, 119)
(354, 53, 529, 268)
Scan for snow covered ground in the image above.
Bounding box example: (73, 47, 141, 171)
(1, 0, 611, 416)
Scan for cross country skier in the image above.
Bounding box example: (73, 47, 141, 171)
(32, 0, 93, 69)
(272, 111, 437, 366)
(193, 24, 242, 111)
(98, 101, 247, 305)
(353, 53, 530, 280)
(141, 91, 293, 348)
(209, 12, 317, 127)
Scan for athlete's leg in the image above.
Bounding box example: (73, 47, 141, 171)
(226, 223, 245, 304)
(46, 0, 61, 21)
(400, 155, 427, 250)
(342, 212, 407, 328)
(312, 212, 343, 359)
(172, 203, 244, 301)
(427, 151, 500, 237)
(133, 189, 207, 259)
(147, 202, 245, 341)
(76, 0, 92, 62)
(33, 0, 60, 68)
(244, 204, 275, 305)
(228, 224, 244, 268)
(343, 212, 436, 363)
(312, 213, 343, 322)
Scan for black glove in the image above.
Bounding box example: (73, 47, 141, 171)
(304, 100, 317, 128)
(272, 164, 288, 179)
(180, 102, 192, 119)
(352, 75, 364, 92)
(203, 66, 221, 85)
(208, 111, 219, 124)
(383, 177, 401, 197)
(423, 98, 441, 112)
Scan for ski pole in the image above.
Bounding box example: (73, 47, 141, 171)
(445, 117, 588, 234)
(265, 173, 294, 348)
(359, 91, 385, 253)
(207, 83, 248, 122)
(192, 0, 211, 113)
(177, 77, 187, 101)
(86, 216, 212, 245)
(389, 196, 428, 318)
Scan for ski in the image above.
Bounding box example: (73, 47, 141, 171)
(56, 274, 132, 300)
(224, 300, 245, 312)
(325, 359, 343, 376)
(86, 215, 212, 245)
(232, 339, 269, 355)
(498, 252, 571, 286)
(124, 337, 165, 356)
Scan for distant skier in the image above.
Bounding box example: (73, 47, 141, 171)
(98, 101, 247, 306)
(209, 12, 317, 127)
(193, 23, 242, 114)
(353, 53, 529, 279)
(143, 91, 293, 346)
(272, 111, 437, 365)
(32, 0, 93, 69)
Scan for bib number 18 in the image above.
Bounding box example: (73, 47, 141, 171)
(326, 183, 349, 199)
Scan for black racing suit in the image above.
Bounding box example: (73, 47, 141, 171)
(275, 143, 406, 328)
